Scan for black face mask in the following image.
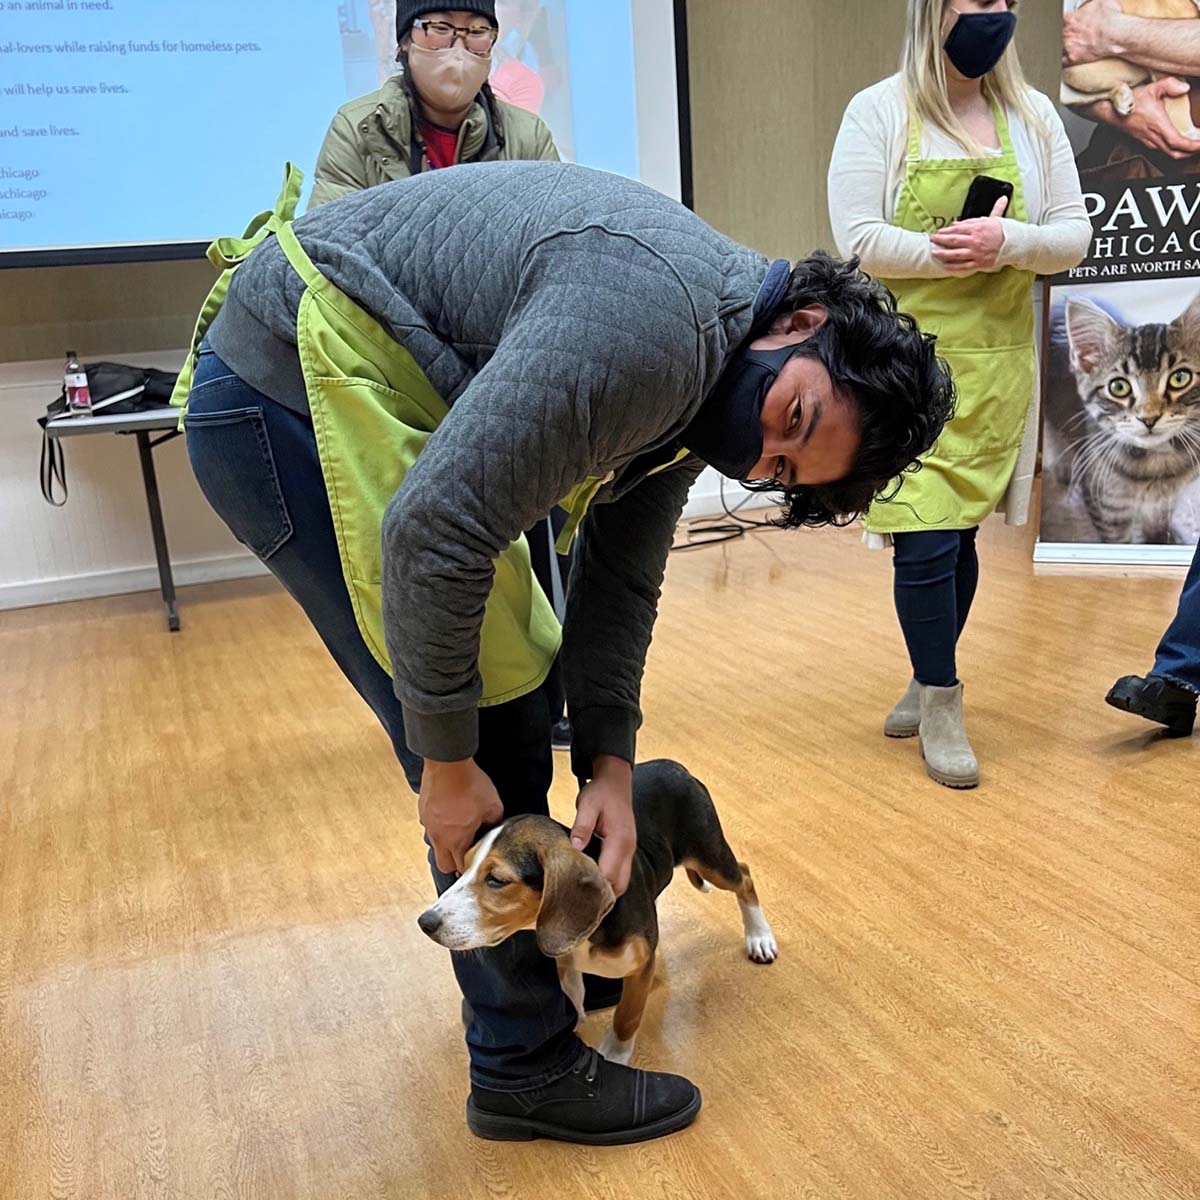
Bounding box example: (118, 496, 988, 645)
(944, 9, 1016, 79)
(682, 343, 802, 481)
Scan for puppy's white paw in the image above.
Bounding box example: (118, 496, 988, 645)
(598, 1030, 635, 1066)
(746, 931, 778, 964)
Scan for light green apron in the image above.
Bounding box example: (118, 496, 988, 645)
(865, 104, 1036, 534)
(173, 165, 574, 707)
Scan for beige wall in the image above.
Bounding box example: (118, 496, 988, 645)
(0, 257, 215, 364)
(687, 0, 1064, 261)
(2, 1, 1065, 364)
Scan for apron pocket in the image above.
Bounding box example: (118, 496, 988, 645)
(933, 346, 1034, 460)
(185, 405, 294, 560)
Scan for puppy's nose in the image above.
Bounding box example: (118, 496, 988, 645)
(417, 909, 443, 938)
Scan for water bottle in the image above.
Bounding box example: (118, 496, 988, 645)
(64, 350, 92, 416)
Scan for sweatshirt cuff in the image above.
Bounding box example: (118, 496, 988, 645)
(569, 705, 639, 783)
(401, 704, 479, 763)
(995, 217, 1029, 270)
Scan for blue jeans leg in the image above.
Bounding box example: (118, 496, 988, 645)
(184, 347, 580, 1090)
(893, 529, 979, 688)
(1151, 539, 1200, 694)
(954, 527, 980, 639)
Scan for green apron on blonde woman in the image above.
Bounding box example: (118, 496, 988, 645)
(866, 105, 1035, 535)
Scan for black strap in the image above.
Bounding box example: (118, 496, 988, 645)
(39, 425, 67, 507)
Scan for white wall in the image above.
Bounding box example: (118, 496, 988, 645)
(0, 351, 265, 611)
(682, 468, 773, 521)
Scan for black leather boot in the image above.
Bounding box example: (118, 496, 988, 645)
(1106, 674, 1197, 737)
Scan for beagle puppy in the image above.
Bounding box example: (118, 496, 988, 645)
(417, 759, 777, 1065)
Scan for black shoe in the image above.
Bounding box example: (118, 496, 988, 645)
(583, 974, 622, 1012)
(551, 717, 572, 750)
(467, 1047, 701, 1145)
(1106, 674, 1197, 737)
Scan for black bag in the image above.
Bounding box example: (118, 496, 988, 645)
(37, 362, 179, 506)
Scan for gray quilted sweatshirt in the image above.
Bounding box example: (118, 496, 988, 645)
(209, 161, 768, 774)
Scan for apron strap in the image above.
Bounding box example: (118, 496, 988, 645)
(171, 163, 305, 418)
(906, 99, 1017, 162)
(990, 98, 1016, 159)
(207, 161, 305, 269)
(906, 106, 923, 162)
(275, 220, 331, 293)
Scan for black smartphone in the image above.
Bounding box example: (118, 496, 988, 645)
(959, 175, 1014, 221)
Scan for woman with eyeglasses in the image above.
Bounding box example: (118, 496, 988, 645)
(828, 0, 1090, 789)
(313, 4, 558, 204)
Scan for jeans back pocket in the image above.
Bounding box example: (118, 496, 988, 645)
(185, 405, 294, 561)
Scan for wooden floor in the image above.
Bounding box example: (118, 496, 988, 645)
(1, 516, 1197, 1200)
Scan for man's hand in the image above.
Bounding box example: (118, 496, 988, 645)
(1063, 0, 1124, 67)
(571, 755, 636, 897)
(1097, 77, 1200, 158)
(419, 757, 503, 875)
(930, 196, 1009, 273)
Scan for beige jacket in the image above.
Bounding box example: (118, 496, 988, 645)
(310, 77, 559, 208)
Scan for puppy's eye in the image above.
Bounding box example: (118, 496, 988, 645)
(485, 874, 509, 890)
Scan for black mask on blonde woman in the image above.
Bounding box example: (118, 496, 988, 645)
(943, 9, 1016, 79)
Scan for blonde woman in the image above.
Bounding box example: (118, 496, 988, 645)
(828, 0, 1090, 788)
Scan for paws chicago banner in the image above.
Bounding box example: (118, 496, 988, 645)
(1041, 0, 1200, 563)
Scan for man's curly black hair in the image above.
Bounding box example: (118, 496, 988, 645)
(745, 253, 956, 528)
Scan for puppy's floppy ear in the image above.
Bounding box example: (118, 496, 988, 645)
(535, 840, 615, 958)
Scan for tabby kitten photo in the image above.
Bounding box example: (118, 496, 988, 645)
(1062, 293, 1200, 544)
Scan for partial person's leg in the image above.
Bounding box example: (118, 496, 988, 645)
(954, 527, 981, 640)
(184, 349, 422, 784)
(1106, 539, 1200, 735)
(885, 529, 957, 738)
(892, 530, 962, 687)
(1151, 539, 1200, 694)
(434, 679, 583, 1090)
(891, 530, 979, 788)
(184, 347, 579, 1083)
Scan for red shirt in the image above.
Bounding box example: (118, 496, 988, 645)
(421, 120, 460, 170)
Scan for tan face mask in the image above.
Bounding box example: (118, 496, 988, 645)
(407, 43, 492, 114)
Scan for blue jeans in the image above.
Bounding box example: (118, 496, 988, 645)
(1152, 539, 1200, 694)
(892, 529, 980, 689)
(184, 346, 580, 1091)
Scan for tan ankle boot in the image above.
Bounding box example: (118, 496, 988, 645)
(919, 683, 979, 789)
(884, 678, 924, 739)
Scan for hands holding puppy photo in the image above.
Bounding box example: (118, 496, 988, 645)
(930, 194, 1009, 273)
(420, 753, 636, 896)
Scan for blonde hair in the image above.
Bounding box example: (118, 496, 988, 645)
(901, 0, 1044, 152)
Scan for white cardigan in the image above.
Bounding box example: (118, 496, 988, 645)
(828, 75, 1091, 528)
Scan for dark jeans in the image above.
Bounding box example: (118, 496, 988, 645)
(892, 529, 980, 689)
(1152, 539, 1200, 694)
(184, 346, 580, 1091)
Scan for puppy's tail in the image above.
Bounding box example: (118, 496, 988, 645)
(685, 868, 712, 893)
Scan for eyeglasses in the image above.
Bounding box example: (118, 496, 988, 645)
(411, 18, 498, 56)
